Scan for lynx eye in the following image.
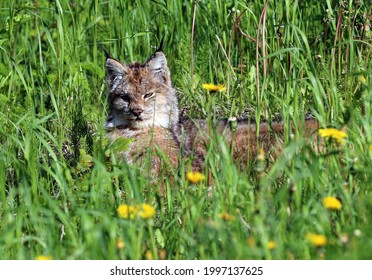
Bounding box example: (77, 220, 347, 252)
(143, 92, 156, 100)
(119, 94, 130, 102)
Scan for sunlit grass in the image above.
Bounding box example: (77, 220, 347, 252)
(0, 0, 371, 260)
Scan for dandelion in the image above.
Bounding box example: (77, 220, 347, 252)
(117, 204, 138, 220)
(117, 203, 155, 220)
(202, 83, 226, 92)
(186, 171, 205, 184)
(116, 238, 125, 249)
(267, 241, 277, 250)
(145, 250, 153, 260)
(138, 203, 156, 219)
(228, 117, 238, 131)
(35, 255, 53, 260)
(318, 128, 348, 144)
(359, 75, 366, 85)
(369, 144, 372, 152)
(323, 196, 342, 210)
(306, 233, 327, 247)
(218, 212, 235, 221)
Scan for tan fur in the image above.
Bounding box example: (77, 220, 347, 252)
(108, 127, 178, 171)
(181, 118, 319, 171)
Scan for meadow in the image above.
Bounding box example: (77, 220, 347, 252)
(0, 0, 371, 260)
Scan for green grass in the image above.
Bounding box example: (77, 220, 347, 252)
(0, 0, 371, 260)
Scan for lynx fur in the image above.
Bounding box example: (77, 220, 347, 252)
(104, 50, 318, 172)
(105, 51, 180, 171)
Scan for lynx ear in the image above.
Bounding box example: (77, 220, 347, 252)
(146, 52, 171, 84)
(105, 58, 128, 86)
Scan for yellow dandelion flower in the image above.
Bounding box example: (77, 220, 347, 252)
(117, 204, 138, 219)
(145, 250, 153, 260)
(318, 128, 348, 144)
(323, 196, 342, 210)
(369, 144, 372, 152)
(202, 83, 226, 92)
(218, 212, 235, 221)
(359, 76, 366, 85)
(35, 255, 52, 260)
(306, 233, 327, 247)
(138, 203, 156, 219)
(267, 241, 277, 250)
(186, 171, 206, 184)
(116, 238, 125, 249)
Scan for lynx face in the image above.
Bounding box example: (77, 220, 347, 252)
(105, 51, 179, 131)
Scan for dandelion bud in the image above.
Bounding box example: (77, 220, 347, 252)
(257, 148, 265, 162)
(228, 117, 237, 131)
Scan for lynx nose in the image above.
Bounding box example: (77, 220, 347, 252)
(130, 108, 143, 117)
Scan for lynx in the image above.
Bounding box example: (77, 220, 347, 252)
(104, 50, 318, 172)
(105, 50, 180, 172)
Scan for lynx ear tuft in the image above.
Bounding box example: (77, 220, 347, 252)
(156, 36, 164, 53)
(106, 58, 128, 86)
(147, 52, 167, 71)
(146, 52, 170, 83)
